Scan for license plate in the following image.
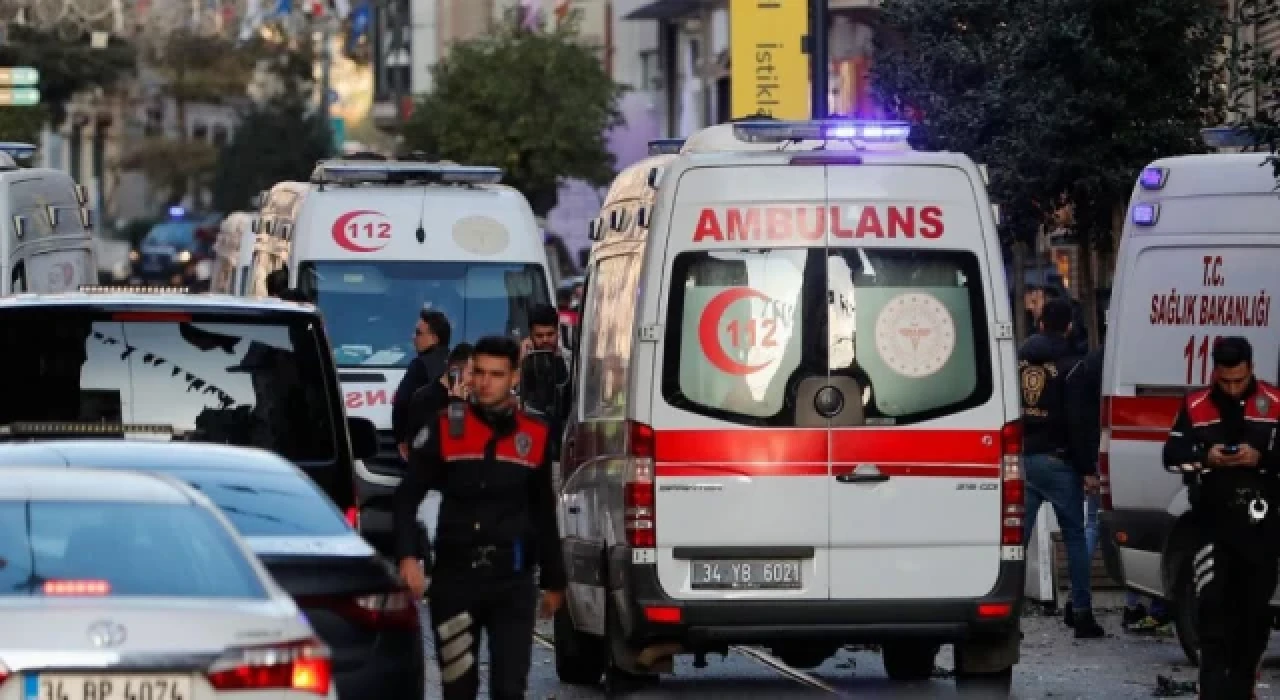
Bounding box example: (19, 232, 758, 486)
(690, 560, 802, 590)
(27, 675, 192, 700)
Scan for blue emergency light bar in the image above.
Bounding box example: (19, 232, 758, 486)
(1131, 203, 1159, 226)
(1201, 126, 1256, 150)
(168, 205, 186, 218)
(0, 142, 36, 160)
(648, 138, 685, 156)
(733, 120, 912, 145)
(312, 160, 504, 186)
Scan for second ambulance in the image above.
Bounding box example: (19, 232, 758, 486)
(555, 120, 1023, 695)
(254, 160, 555, 551)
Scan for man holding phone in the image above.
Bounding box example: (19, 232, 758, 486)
(1163, 336, 1280, 699)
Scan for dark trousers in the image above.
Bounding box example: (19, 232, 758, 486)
(428, 565, 537, 700)
(1195, 538, 1277, 699)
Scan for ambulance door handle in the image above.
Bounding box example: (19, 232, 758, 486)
(837, 472, 890, 484)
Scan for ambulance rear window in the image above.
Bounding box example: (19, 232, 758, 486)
(662, 247, 992, 426)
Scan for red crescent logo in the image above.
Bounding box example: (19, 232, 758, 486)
(697, 287, 776, 376)
(331, 210, 391, 253)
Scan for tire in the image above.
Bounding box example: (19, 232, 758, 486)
(603, 600, 659, 695)
(882, 642, 939, 682)
(955, 667, 1014, 697)
(1173, 555, 1202, 667)
(554, 605, 606, 685)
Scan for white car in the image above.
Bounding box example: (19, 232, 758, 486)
(0, 467, 338, 700)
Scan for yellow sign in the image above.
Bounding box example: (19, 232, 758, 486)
(730, 0, 810, 120)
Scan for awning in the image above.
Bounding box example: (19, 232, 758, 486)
(624, 0, 702, 21)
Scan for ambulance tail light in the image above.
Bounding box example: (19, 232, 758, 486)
(1099, 397, 1113, 511)
(1000, 421, 1025, 549)
(0, 660, 9, 686)
(624, 421, 656, 550)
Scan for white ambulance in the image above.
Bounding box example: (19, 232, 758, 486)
(1099, 152, 1280, 664)
(0, 144, 97, 295)
(210, 210, 259, 295)
(554, 121, 1023, 695)
(253, 160, 555, 551)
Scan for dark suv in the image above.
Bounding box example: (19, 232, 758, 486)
(0, 289, 378, 517)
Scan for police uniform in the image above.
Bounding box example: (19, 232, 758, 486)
(1163, 379, 1280, 699)
(393, 401, 566, 700)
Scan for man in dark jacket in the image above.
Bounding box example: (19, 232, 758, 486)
(393, 335, 565, 700)
(1163, 336, 1280, 699)
(518, 304, 572, 459)
(407, 342, 474, 437)
(1019, 298, 1105, 638)
(392, 308, 451, 459)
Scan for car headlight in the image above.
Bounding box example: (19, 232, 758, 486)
(177, 250, 192, 264)
(128, 250, 140, 262)
(195, 259, 213, 280)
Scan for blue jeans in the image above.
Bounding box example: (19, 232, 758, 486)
(1023, 453, 1093, 612)
(1085, 493, 1100, 561)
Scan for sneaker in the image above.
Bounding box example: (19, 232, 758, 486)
(1073, 611, 1106, 639)
(1122, 603, 1148, 627)
(1127, 615, 1173, 636)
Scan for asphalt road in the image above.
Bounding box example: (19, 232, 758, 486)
(421, 592, 1280, 699)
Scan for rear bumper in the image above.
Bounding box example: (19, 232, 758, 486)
(608, 547, 1024, 648)
(334, 628, 424, 700)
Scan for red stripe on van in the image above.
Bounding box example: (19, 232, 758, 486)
(1108, 395, 1181, 442)
(653, 429, 1000, 478)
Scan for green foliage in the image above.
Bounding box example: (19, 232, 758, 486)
(0, 105, 47, 144)
(146, 31, 263, 109)
(119, 137, 219, 205)
(401, 10, 626, 216)
(0, 25, 135, 126)
(211, 44, 331, 213)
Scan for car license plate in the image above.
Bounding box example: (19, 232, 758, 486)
(690, 560, 802, 590)
(27, 675, 192, 700)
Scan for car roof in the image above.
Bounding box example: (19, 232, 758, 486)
(0, 440, 300, 475)
(0, 291, 316, 314)
(0, 467, 193, 504)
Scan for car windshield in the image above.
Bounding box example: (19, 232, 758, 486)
(0, 500, 266, 598)
(170, 468, 351, 537)
(0, 310, 338, 463)
(143, 221, 199, 247)
(299, 260, 551, 368)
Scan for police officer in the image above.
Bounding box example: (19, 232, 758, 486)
(392, 335, 566, 700)
(1163, 336, 1280, 699)
(392, 308, 451, 460)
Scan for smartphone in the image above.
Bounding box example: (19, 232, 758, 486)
(1223, 444, 1241, 455)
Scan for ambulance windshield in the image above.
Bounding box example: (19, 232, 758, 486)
(299, 260, 551, 368)
(663, 247, 992, 426)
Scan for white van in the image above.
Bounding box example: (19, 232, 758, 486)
(211, 210, 259, 296)
(1099, 152, 1280, 664)
(253, 160, 555, 552)
(0, 147, 97, 295)
(555, 121, 1023, 694)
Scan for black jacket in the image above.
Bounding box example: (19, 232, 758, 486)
(1064, 347, 1103, 476)
(391, 345, 449, 444)
(391, 402, 567, 590)
(1163, 379, 1280, 555)
(1018, 332, 1082, 457)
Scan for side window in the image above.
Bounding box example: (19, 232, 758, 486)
(10, 261, 25, 293)
(581, 254, 641, 420)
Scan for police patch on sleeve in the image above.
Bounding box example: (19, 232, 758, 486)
(412, 425, 431, 450)
(515, 432, 533, 458)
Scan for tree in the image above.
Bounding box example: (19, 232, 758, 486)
(0, 106, 48, 145)
(401, 10, 626, 217)
(0, 25, 135, 126)
(211, 46, 331, 212)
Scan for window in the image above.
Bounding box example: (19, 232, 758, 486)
(0, 500, 266, 598)
(167, 468, 350, 537)
(26, 250, 93, 293)
(663, 247, 991, 426)
(299, 261, 550, 368)
(238, 265, 251, 296)
(0, 312, 338, 463)
(212, 124, 230, 147)
(582, 254, 641, 419)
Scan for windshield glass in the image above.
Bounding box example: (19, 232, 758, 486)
(172, 468, 350, 537)
(300, 260, 551, 368)
(0, 311, 338, 463)
(0, 500, 266, 598)
(143, 221, 199, 247)
(664, 247, 992, 426)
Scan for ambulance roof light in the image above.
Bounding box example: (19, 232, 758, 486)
(648, 138, 685, 156)
(0, 142, 36, 161)
(733, 119, 912, 146)
(1131, 203, 1159, 226)
(1139, 166, 1168, 190)
(311, 160, 504, 186)
(1200, 126, 1256, 150)
(168, 205, 186, 218)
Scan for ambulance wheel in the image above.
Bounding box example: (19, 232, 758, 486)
(554, 605, 606, 685)
(955, 667, 1013, 696)
(1173, 556, 1201, 667)
(603, 600, 659, 695)
(882, 642, 939, 681)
